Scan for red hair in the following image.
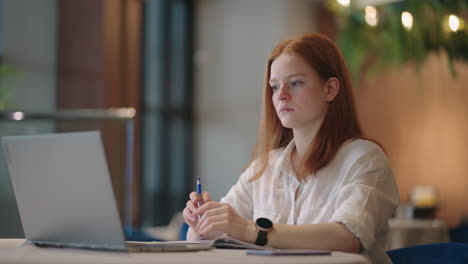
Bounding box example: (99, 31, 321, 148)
(248, 33, 363, 182)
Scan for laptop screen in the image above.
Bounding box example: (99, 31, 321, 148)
(1, 131, 127, 250)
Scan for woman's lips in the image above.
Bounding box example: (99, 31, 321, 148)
(279, 108, 294, 113)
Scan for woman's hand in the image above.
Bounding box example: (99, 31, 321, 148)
(183, 191, 211, 231)
(192, 201, 257, 243)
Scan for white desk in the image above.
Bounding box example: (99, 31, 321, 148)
(0, 239, 369, 264)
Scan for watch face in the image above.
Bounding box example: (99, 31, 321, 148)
(256, 217, 273, 229)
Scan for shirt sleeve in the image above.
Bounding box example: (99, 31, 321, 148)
(328, 155, 400, 250)
(220, 165, 255, 220)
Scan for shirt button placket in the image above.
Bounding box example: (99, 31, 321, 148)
(289, 178, 299, 224)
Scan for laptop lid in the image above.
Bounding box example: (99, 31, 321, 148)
(1, 131, 127, 251)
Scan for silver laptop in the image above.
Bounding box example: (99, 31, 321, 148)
(1, 131, 211, 252)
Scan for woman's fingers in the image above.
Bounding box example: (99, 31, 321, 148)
(189, 191, 198, 202)
(195, 213, 227, 233)
(202, 191, 211, 203)
(184, 192, 205, 228)
(184, 200, 198, 217)
(192, 201, 254, 240)
(194, 202, 237, 233)
(192, 201, 222, 218)
(182, 207, 197, 229)
(196, 214, 228, 235)
(184, 191, 219, 237)
(189, 191, 211, 204)
(195, 206, 228, 230)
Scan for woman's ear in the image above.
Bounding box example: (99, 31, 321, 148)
(325, 77, 339, 103)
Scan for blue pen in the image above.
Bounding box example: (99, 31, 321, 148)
(197, 177, 203, 221)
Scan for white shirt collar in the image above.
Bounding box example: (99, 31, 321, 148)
(278, 139, 315, 184)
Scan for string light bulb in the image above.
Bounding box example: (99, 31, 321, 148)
(337, 0, 350, 7)
(365, 6, 378, 27)
(449, 15, 460, 32)
(401, 11, 413, 30)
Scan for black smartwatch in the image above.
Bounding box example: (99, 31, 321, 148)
(254, 217, 273, 246)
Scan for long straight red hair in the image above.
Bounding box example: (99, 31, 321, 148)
(248, 33, 363, 182)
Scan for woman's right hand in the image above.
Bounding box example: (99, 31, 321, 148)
(183, 191, 211, 230)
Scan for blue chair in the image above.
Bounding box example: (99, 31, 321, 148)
(179, 222, 189, 240)
(124, 225, 164, 242)
(386, 243, 468, 264)
(450, 221, 468, 243)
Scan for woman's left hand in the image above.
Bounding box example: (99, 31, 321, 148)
(192, 201, 256, 242)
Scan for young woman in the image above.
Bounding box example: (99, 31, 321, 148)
(183, 33, 399, 264)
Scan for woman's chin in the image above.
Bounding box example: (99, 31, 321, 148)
(280, 121, 296, 129)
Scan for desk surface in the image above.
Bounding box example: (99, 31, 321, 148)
(0, 239, 369, 264)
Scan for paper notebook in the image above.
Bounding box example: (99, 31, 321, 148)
(197, 235, 271, 250)
(245, 249, 332, 255)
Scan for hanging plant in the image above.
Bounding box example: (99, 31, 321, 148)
(0, 63, 19, 110)
(327, 0, 468, 81)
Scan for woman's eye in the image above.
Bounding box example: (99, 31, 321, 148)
(290, 80, 302, 86)
(270, 85, 279, 91)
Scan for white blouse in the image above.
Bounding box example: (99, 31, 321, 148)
(220, 139, 399, 264)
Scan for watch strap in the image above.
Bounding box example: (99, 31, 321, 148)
(254, 229, 268, 246)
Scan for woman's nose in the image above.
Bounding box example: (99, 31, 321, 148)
(276, 84, 290, 101)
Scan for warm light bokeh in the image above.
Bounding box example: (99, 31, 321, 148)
(449, 15, 460, 32)
(365, 6, 378, 27)
(337, 0, 350, 7)
(401, 11, 413, 31)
